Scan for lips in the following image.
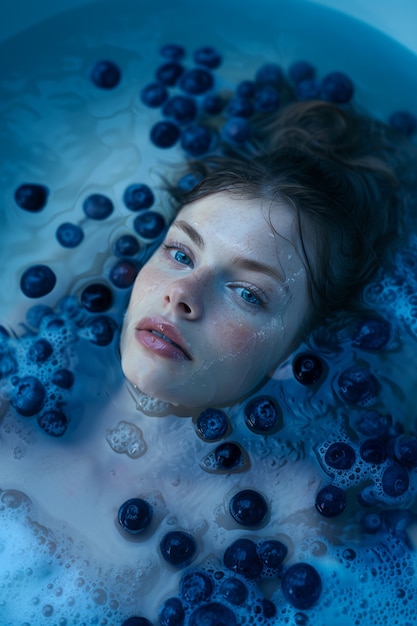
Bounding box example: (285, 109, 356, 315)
(135, 317, 192, 361)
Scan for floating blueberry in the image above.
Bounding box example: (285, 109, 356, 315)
(160, 531, 197, 567)
(80, 283, 113, 313)
(236, 80, 255, 98)
(196, 408, 228, 441)
(83, 315, 117, 346)
(202, 94, 224, 115)
(109, 260, 138, 288)
(118, 498, 153, 534)
(158, 597, 185, 626)
(14, 183, 48, 212)
(222, 117, 251, 144)
(253, 85, 280, 112)
(320, 71, 354, 103)
(55, 222, 84, 248)
(124, 184, 155, 212)
(83, 193, 113, 220)
(244, 396, 281, 434)
(361, 512, 382, 534)
(28, 338, 53, 363)
(180, 125, 213, 157)
(389, 110, 417, 136)
(133, 211, 166, 239)
(193, 46, 222, 69)
(226, 96, 254, 118)
(20, 264, 56, 298)
(382, 464, 409, 497)
(261, 599, 277, 618)
(351, 317, 391, 350)
(288, 61, 316, 84)
(37, 409, 68, 437)
(162, 95, 197, 125)
(188, 603, 237, 626)
(359, 438, 387, 465)
(160, 44, 186, 61)
(214, 442, 243, 470)
(140, 82, 168, 107)
(51, 368, 75, 389)
(229, 489, 268, 527)
(121, 618, 152, 626)
(255, 63, 283, 85)
(295, 79, 321, 100)
(351, 409, 390, 438)
(224, 538, 262, 579)
(90, 60, 121, 89)
(156, 61, 185, 86)
(11, 376, 46, 416)
(324, 442, 356, 470)
(337, 366, 379, 406)
(179, 570, 213, 603)
(257, 539, 288, 572)
(292, 353, 324, 385)
(150, 121, 181, 148)
(219, 577, 248, 605)
(179, 68, 214, 94)
(0, 347, 18, 378)
(281, 563, 322, 609)
(114, 234, 140, 257)
(394, 435, 417, 468)
(315, 485, 347, 517)
(177, 172, 202, 192)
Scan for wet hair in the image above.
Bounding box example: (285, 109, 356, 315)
(168, 100, 411, 323)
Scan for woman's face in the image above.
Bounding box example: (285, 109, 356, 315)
(120, 192, 313, 408)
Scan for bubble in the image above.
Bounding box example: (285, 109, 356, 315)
(105, 421, 146, 458)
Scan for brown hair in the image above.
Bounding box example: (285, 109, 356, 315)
(168, 101, 409, 321)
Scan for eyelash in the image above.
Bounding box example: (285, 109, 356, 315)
(161, 240, 267, 307)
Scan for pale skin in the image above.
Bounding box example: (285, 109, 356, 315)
(120, 191, 313, 409)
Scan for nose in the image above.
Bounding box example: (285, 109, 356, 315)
(164, 274, 204, 319)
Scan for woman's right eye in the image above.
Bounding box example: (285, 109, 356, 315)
(173, 249, 192, 265)
(162, 243, 193, 267)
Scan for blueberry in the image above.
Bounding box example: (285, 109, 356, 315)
(236, 80, 255, 98)
(179, 570, 213, 603)
(288, 61, 316, 84)
(133, 211, 166, 239)
(337, 366, 379, 406)
(351, 317, 391, 350)
(160, 531, 197, 567)
(244, 396, 281, 434)
(196, 408, 228, 441)
(83, 315, 117, 346)
(0, 347, 18, 378)
(324, 442, 356, 470)
(193, 46, 222, 69)
(158, 597, 185, 626)
(14, 183, 48, 212)
(382, 464, 410, 497)
(55, 222, 84, 248)
(394, 435, 417, 468)
(188, 603, 237, 626)
(229, 489, 268, 526)
(350, 410, 390, 438)
(226, 96, 254, 118)
(214, 442, 243, 470)
(218, 577, 248, 605)
(51, 368, 75, 389)
(28, 338, 53, 363)
(20, 264, 56, 298)
(202, 94, 224, 115)
(180, 125, 213, 157)
(224, 538, 262, 579)
(150, 121, 181, 148)
(83, 194, 113, 220)
(177, 172, 202, 192)
(389, 110, 417, 136)
(156, 61, 185, 86)
(37, 409, 68, 437)
(261, 599, 277, 618)
(292, 352, 323, 385)
(80, 283, 113, 313)
(56, 296, 84, 325)
(359, 438, 387, 464)
(90, 60, 121, 89)
(121, 618, 152, 626)
(159, 44, 186, 61)
(255, 63, 283, 85)
(113, 234, 140, 257)
(281, 563, 322, 609)
(315, 485, 347, 517)
(179, 68, 214, 94)
(296, 79, 321, 100)
(109, 260, 138, 288)
(257, 539, 287, 572)
(320, 71, 354, 103)
(140, 82, 168, 107)
(253, 85, 280, 112)
(361, 512, 382, 534)
(221, 118, 251, 144)
(357, 485, 379, 507)
(11, 376, 46, 416)
(162, 95, 197, 125)
(118, 498, 153, 534)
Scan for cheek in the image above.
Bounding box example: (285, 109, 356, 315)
(209, 317, 284, 360)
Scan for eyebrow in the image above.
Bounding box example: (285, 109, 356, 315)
(173, 220, 205, 248)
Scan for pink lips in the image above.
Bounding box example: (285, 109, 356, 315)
(135, 317, 192, 361)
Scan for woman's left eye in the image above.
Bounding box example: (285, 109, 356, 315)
(173, 249, 192, 266)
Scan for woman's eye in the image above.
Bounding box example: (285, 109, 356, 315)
(171, 248, 193, 266)
(238, 287, 263, 306)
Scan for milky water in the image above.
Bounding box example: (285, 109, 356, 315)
(1, 1, 417, 624)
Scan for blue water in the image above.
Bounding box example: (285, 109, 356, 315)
(1, 1, 417, 624)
